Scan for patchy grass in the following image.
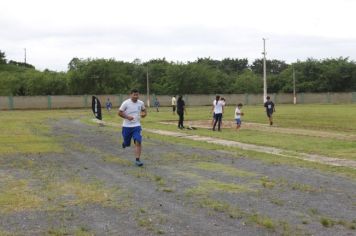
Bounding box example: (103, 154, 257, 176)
(269, 198, 285, 206)
(248, 213, 276, 230)
(68, 142, 102, 155)
(47, 227, 94, 236)
(320, 217, 334, 227)
(290, 182, 319, 192)
(0, 230, 13, 236)
(125, 168, 168, 190)
(0, 177, 43, 214)
(135, 207, 166, 234)
(260, 176, 276, 189)
(47, 179, 123, 208)
(186, 179, 253, 196)
(144, 132, 356, 180)
(192, 162, 257, 177)
(102, 155, 132, 166)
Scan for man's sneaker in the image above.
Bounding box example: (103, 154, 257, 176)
(135, 160, 144, 167)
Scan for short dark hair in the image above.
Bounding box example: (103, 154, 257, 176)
(131, 89, 139, 94)
(238, 103, 243, 107)
(266, 96, 270, 100)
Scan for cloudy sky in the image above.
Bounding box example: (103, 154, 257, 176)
(1, 0, 356, 71)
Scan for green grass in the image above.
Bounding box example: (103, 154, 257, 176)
(139, 104, 356, 161)
(129, 105, 356, 160)
(0, 110, 88, 154)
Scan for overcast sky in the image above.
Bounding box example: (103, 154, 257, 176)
(1, 0, 356, 71)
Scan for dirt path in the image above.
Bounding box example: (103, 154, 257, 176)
(1, 118, 356, 235)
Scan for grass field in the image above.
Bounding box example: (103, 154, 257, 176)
(103, 104, 356, 161)
(0, 104, 356, 235)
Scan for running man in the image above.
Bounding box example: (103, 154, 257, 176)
(118, 89, 147, 166)
(235, 103, 244, 131)
(264, 96, 276, 125)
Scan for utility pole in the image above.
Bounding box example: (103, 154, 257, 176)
(146, 66, 150, 107)
(24, 48, 27, 64)
(293, 66, 296, 104)
(262, 38, 267, 103)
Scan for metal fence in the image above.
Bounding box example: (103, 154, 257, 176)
(1, 92, 356, 110)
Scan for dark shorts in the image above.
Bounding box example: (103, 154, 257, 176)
(266, 111, 273, 118)
(235, 118, 241, 125)
(122, 126, 142, 147)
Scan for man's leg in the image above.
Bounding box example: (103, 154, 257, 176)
(132, 127, 143, 166)
(135, 142, 142, 159)
(268, 113, 273, 125)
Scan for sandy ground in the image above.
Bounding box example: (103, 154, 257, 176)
(0, 118, 355, 235)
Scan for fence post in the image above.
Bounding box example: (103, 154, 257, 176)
(273, 93, 277, 103)
(8, 96, 14, 110)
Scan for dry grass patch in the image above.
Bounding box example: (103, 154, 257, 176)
(192, 162, 257, 177)
(102, 155, 132, 166)
(0, 177, 43, 214)
(49, 179, 121, 207)
(186, 179, 253, 196)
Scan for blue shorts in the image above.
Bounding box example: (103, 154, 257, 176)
(122, 126, 142, 147)
(235, 118, 241, 125)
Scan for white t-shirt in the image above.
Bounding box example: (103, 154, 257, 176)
(235, 107, 241, 119)
(172, 97, 176, 106)
(119, 99, 145, 127)
(213, 100, 224, 114)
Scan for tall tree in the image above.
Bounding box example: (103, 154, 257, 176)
(0, 50, 6, 64)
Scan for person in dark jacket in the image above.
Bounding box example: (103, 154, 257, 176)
(176, 95, 186, 129)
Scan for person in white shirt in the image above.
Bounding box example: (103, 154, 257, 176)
(171, 95, 177, 115)
(235, 103, 244, 131)
(118, 89, 147, 166)
(211, 95, 224, 131)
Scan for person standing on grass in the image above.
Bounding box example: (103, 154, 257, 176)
(235, 103, 244, 131)
(264, 96, 276, 126)
(154, 98, 160, 112)
(171, 95, 177, 115)
(212, 95, 224, 131)
(118, 89, 147, 167)
(106, 98, 112, 112)
(176, 95, 186, 129)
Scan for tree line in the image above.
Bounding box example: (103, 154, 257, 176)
(1, 50, 355, 96)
